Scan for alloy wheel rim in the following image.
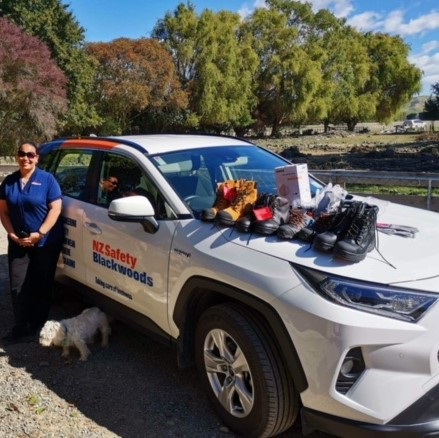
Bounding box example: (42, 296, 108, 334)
(203, 328, 254, 418)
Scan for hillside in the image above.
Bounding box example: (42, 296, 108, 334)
(406, 95, 428, 116)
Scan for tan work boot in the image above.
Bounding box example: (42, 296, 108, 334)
(201, 180, 237, 221)
(216, 180, 258, 226)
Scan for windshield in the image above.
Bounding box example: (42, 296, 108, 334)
(150, 145, 323, 217)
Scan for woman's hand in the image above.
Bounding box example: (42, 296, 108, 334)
(8, 232, 21, 244)
(9, 232, 41, 247)
(28, 232, 43, 246)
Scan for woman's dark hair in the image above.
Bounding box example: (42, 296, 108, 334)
(18, 142, 38, 152)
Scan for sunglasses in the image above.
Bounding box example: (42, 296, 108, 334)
(106, 179, 118, 185)
(18, 151, 37, 159)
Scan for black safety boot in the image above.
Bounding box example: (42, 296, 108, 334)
(235, 193, 274, 233)
(294, 211, 335, 242)
(333, 203, 379, 262)
(312, 201, 362, 252)
(254, 195, 290, 235)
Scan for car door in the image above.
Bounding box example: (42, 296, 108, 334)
(81, 152, 177, 334)
(51, 149, 95, 283)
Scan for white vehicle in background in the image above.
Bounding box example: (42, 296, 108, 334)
(402, 118, 427, 131)
(38, 134, 439, 438)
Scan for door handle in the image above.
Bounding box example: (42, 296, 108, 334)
(84, 222, 102, 235)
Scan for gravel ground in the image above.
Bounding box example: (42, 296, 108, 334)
(0, 226, 243, 438)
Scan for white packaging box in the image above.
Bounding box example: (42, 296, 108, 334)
(275, 163, 311, 205)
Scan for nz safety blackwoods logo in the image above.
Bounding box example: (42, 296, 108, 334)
(92, 240, 153, 287)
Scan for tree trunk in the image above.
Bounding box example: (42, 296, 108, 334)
(346, 120, 357, 132)
(271, 116, 282, 137)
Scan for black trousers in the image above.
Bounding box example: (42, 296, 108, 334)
(8, 240, 62, 331)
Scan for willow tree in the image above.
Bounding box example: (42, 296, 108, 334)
(153, 3, 259, 134)
(244, 1, 323, 136)
(191, 10, 259, 133)
(319, 25, 374, 131)
(365, 33, 422, 125)
(152, 2, 198, 87)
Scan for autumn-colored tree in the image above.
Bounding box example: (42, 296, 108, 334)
(1, 0, 100, 135)
(0, 18, 67, 153)
(86, 38, 188, 134)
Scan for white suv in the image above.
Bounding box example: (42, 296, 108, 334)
(39, 135, 439, 438)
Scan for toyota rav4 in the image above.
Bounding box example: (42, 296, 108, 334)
(39, 135, 439, 438)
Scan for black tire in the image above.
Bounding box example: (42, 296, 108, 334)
(195, 303, 299, 437)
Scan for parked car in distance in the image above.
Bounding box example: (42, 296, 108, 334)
(402, 118, 427, 131)
(38, 134, 439, 438)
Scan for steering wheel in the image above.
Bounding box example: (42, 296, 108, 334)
(183, 195, 201, 206)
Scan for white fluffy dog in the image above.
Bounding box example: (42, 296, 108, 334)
(39, 307, 111, 361)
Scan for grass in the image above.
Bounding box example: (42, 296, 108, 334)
(347, 184, 439, 196)
(26, 393, 47, 414)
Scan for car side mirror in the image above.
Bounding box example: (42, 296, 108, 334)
(108, 196, 159, 234)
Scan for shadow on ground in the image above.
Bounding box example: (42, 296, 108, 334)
(0, 285, 232, 437)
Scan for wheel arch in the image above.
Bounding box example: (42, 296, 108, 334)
(173, 276, 308, 393)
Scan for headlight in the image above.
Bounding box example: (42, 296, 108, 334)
(295, 265, 438, 323)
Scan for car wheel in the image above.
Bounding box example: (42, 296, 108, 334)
(195, 303, 299, 437)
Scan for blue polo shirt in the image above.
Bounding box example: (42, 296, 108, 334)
(0, 168, 63, 246)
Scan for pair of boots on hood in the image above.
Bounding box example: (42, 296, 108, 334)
(201, 180, 293, 235)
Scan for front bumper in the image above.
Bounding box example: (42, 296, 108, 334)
(302, 382, 439, 437)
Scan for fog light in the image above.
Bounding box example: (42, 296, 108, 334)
(340, 359, 355, 376)
(336, 347, 365, 394)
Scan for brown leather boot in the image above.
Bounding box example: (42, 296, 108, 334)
(216, 180, 258, 226)
(201, 180, 237, 221)
(277, 208, 309, 239)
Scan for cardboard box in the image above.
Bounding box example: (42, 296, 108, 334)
(275, 164, 311, 205)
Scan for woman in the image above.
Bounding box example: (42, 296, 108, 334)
(0, 142, 64, 344)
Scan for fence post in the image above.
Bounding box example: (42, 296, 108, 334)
(427, 179, 432, 210)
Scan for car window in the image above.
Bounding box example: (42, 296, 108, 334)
(97, 152, 170, 218)
(151, 145, 304, 197)
(54, 151, 92, 199)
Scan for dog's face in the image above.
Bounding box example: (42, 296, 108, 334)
(39, 321, 66, 347)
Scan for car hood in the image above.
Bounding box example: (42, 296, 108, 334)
(218, 197, 439, 293)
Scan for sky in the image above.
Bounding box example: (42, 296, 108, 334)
(64, 0, 439, 96)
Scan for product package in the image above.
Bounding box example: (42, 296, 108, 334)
(275, 163, 312, 206)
